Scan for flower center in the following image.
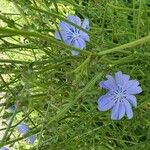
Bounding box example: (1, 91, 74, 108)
(73, 33, 80, 39)
(113, 88, 126, 101)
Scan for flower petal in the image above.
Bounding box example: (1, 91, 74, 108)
(125, 95, 137, 107)
(77, 38, 86, 49)
(82, 19, 90, 30)
(26, 135, 36, 144)
(72, 39, 79, 48)
(111, 101, 126, 120)
(100, 75, 117, 90)
(124, 79, 142, 94)
(115, 71, 130, 88)
(111, 100, 120, 120)
(80, 31, 90, 41)
(124, 99, 133, 119)
(59, 21, 73, 32)
(118, 102, 126, 120)
(127, 86, 142, 95)
(115, 71, 123, 86)
(72, 38, 86, 49)
(98, 94, 115, 111)
(17, 123, 29, 135)
(64, 37, 73, 45)
(60, 31, 72, 41)
(67, 15, 81, 26)
(127, 80, 139, 88)
(54, 31, 61, 40)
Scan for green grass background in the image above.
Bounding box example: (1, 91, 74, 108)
(0, 0, 150, 149)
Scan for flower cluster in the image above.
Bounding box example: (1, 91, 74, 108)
(55, 15, 90, 56)
(98, 71, 142, 120)
(17, 123, 36, 144)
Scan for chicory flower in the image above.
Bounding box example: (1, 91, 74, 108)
(55, 15, 90, 56)
(98, 71, 142, 120)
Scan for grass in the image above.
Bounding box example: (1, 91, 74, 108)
(0, 0, 150, 149)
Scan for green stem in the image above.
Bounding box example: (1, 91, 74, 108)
(136, 0, 142, 39)
(0, 59, 30, 64)
(36, 102, 50, 150)
(0, 13, 15, 28)
(0, 110, 17, 147)
(97, 35, 150, 55)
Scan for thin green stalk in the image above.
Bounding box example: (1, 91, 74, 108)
(0, 59, 31, 64)
(97, 35, 150, 55)
(36, 102, 50, 150)
(0, 110, 17, 147)
(0, 74, 16, 97)
(0, 13, 15, 28)
(136, 0, 142, 39)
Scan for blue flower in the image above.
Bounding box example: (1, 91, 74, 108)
(16, 123, 36, 144)
(17, 123, 29, 135)
(26, 135, 36, 144)
(98, 71, 142, 120)
(55, 15, 90, 56)
(0, 147, 9, 150)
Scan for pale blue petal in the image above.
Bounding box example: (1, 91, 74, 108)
(98, 94, 115, 111)
(61, 31, 71, 41)
(129, 80, 139, 87)
(72, 39, 79, 48)
(80, 31, 90, 41)
(100, 75, 117, 90)
(59, 21, 73, 32)
(99, 80, 113, 90)
(124, 99, 133, 119)
(111, 100, 120, 120)
(64, 37, 73, 45)
(26, 135, 36, 144)
(67, 15, 81, 26)
(125, 80, 139, 89)
(115, 71, 124, 86)
(125, 95, 137, 107)
(115, 71, 130, 87)
(77, 38, 86, 49)
(56, 30, 74, 44)
(82, 19, 90, 30)
(54, 31, 61, 40)
(17, 123, 29, 135)
(124, 79, 142, 94)
(111, 102, 126, 120)
(118, 102, 126, 120)
(122, 74, 130, 88)
(126, 86, 142, 95)
(72, 38, 86, 49)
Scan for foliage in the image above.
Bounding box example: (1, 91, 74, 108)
(0, 0, 150, 149)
